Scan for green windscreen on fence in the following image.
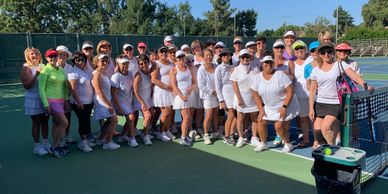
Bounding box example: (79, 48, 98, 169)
(0, 33, 316, 84)
(341, 85, 388, 184)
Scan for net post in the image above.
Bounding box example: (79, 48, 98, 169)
(341, 93, 353, 147)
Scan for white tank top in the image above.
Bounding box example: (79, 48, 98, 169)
(294, 60, 309, 98)
(156, 60, 174, 85)
(138, 71, 153, 106)
(176, 66, 192, 94)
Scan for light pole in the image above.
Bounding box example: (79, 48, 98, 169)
(336, 0, 339, 44)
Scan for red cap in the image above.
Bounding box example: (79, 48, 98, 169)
(335, 43, 353, 50)
(138, 42, 147, 48)
(45, 49, 58, 57)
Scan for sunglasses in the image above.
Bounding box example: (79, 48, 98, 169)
(263, 61, 274, 65)
(160, 50, 167, 53)
(274, 46, 285, 49)
(241, 55, 250, 59)
(47, 55, 58, 58)
(75, 57, 86, 63)
(185, 60, 194, 63)
(294, 47, 305, 51)
(310, 49, 316, 53)
(319, 49, 334, 55)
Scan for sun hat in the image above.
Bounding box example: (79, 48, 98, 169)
(273, 40, 285, 48)
(56, 45, 72, 58)
(283, 30, 296, 38)
(245, 41, 256, 48)
(239, 49, 250, 57)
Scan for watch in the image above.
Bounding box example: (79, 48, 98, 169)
(282, 104, 288, 109)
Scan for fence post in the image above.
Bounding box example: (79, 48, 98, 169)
(26, 32, 30, 48)
(76, 33, 80, 51)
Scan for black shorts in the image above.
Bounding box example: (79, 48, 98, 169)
(314, 102, 341, 118)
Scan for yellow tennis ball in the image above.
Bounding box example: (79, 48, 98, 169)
(323, 148, 332, 155)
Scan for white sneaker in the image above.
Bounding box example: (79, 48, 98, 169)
(117, 135, 130, 143)
(254, 142, 268, 152)
(335, 138, 341, 146)
(203, 134, 212, 145)
(78, 141, 93, 152)
(103, 141, 120, 150)
(250, 137, 260, 147)
(188, 130, 197, 140)
(165, 131, 176, 140)
(143, 135, 152, 146)
(236, 137, 244, 148)
(33, 144, 48, 155)
(281, 143, 293, 153)
(96, 138, 106, 146)
(158, 132, 171, 142)
(87, 139, 96, 147)
(128, 138, 139, 148)
(179, 137, 192, 147)
(41, 142, 52, 152)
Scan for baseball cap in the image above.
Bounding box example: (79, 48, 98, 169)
(45, 49, 58, 58)
(233, 37, 243, 44)
(219, 48, 232, 56)
(260, 55, 274, 63)
(98, 54, 109, 59)
(215, 41, 225, 48)
(138, 42, 147, 48)
(181, 44, 190, 50)
(317, 43, 334, 52)
(164, 36, 173, 42)
(81, 42, 93, 50)
(175, 50, 185, 58)
(116, 57, 130, 64)
(158, 46, 168, 53)
(239, 49, 250, 57)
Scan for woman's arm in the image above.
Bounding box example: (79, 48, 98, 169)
(232, 81, 245, 107)
(150, 67, 171, 91)
(68, 78, 83, 109)
(309, 80, 318, 121)
(188, 67, 197, 94)
(280, 84, 294, 120)
(20, 66, 38, 89)
(345, 68, 373, 91)
(133, 73, 147, 110)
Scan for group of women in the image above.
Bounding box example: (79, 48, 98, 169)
(21, 31, 372, 158)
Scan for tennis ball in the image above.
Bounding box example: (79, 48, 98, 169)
(323, 148, 332, 155)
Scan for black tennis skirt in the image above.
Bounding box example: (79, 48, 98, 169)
(314, 102, 341, 118)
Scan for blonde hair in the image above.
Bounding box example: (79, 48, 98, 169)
(191, 40, 204, 56)
(318, 30, 333, 43)
(24, 47, 42, 66)
(96, 40, 112, 55)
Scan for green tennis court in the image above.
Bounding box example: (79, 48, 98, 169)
(0, 82, 387, 193)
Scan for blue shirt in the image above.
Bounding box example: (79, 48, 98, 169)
(304, 63, 314, 79)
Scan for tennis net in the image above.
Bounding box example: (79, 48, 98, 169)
(341, 85, 388, 184)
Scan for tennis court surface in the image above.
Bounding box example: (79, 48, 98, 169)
(1, 57, 387, 193)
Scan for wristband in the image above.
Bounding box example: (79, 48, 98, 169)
(363, 83, 368, 90)
(282, 104, 288, 109)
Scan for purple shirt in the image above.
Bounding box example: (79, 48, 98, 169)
(283, 50, 296, 61)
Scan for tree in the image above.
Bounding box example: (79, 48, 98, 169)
(177, 1, 195, 36)
(362, 0, 388, 27)
(333, 6, 354, 36)
(204, 0, 236, 36)
(110, 0, 156, 35)
(304, 16, 334, 37)
(235, 9, 257, 36)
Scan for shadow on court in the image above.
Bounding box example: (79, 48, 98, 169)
(0, 84, 386, 194)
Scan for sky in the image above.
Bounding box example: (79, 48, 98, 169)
(163, 0, 368, 32)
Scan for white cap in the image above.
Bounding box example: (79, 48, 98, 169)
(273, 40, 285, 48)
(233, 37, 243, 44)
(98, 54, 109, 59)
(245, 41, 256, 48)
(82, 43, 93, 50)
(181, 44, 190, 50)
(260, 55, 274, 62)
(175, 50, 185, 58)
(215, 41, 225, 48)
(116, 57, 130, 64)
(284, 30, 296, 38)
(164, 35, 174, 42)
(56, 45, 72, 58)
(239, 49, 250, 57)
(123, 43, 134, 50)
